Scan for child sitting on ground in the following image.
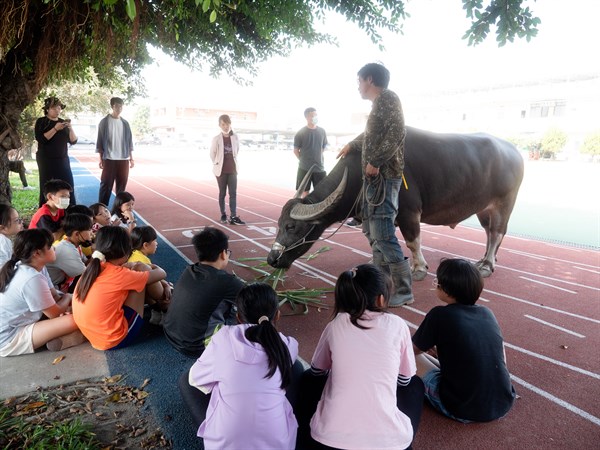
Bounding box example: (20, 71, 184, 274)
(46, 213, 93, 292)
(29, 179, 72, 241)
(187, 282, 298, 450)
(297, 264, 424, 450)
(128, 225, 173, 325)
(0, 229, 85, 356)
(90, 202, 117, 233)
(0, 204, 24, 266)
(72, 226, 166, 350)
(110, 191, 137, 233)
(412, 258, 516, 423)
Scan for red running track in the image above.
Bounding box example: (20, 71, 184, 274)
(73, 149, 600, 449)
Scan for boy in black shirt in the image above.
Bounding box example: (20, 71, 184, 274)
(163, 227, 244, 358)
(412, 258, 515, 422)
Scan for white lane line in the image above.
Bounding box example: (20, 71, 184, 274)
(510, 374, 600, 427)
(520, 276, 578, 294)
(507, 249, 547, 261)
(504, 343, 600, 380)
(573, 266, 600, 275)
(485, 289, 600, 324)
(524, 315, 586, 338)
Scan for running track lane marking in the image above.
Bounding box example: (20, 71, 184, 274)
(485, 289, 600, 324)
(510, 374, 600, 427)
(519, 276, 579, 294)
(504, 343, 600, 380)
(524, 315, 586, 338)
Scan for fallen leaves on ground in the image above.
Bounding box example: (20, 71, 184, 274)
(2, 376, 171, 449)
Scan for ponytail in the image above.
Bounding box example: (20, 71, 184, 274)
(0, 256, 19, 292)
(74, 257, 102, 302)
(0, 229, 53, 292)
(334, 264, 388, 329)
(75, 226, 131, 302)
(237, 283, 293, 389)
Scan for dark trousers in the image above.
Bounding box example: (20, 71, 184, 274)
(9, 160, 28, 187)
(295, 371, 424, 450)
(178, 359, 306, 430)
(99, 159, 130, 206)
(216, 173, 237, 216)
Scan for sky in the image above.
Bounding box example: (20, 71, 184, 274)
(141, 0, 600, 129)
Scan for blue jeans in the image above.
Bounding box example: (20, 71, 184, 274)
(216, 173, 237, 216)
(362, 176, 405, 264)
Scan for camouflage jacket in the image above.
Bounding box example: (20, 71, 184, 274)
(348, 89, 406, 179)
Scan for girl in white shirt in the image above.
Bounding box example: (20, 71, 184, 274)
(0, 229, 85, 356)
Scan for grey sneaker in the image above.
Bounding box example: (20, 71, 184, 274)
(22, 186, 35, 191)
(229, 216, 246, 225)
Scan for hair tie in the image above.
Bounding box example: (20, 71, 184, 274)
(258, 315, 270, 324)
(350, 267, 358, 278)
(91, 250, 106, 262)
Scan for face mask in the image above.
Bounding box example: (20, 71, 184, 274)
(56, 197, 70, 209)
(311, 116, 318, 125)
(80, 239, 93, 248)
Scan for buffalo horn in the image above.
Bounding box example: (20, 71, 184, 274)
(294, 164, 317, 198)
(290, 168, 348, 220)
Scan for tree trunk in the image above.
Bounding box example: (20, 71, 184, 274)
(0, 49, 42, 204)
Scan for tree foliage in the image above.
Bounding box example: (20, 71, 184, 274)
(580, 131, 600, 157)
(540, 127, 568, 159)
(0, 0, 541, 203)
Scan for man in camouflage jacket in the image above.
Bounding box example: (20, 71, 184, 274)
(338, 63, 414, 306)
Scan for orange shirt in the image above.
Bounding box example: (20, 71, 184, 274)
(72, 263, 149, 350)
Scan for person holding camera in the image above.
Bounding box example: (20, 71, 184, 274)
(34, 97, 78, 206)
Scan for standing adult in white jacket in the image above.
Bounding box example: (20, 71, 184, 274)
(210, 115, 245, 225)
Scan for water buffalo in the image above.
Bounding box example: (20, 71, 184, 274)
(267, 126, 524, 280)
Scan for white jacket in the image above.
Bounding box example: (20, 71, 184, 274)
(210, 132, 239, 177)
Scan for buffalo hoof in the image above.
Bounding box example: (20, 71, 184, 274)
(412, 269, 427, 281)
(477, 264, 494, 278)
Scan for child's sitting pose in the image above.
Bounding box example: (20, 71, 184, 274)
(110, 191, 137, 232)
(412, 258, 515, 423)
(46, 213, 93, 292)
(0, 204, 24, 266)
(0, 229, 85, 357)
(29, 179, 73, 241)
(128, 225, 172, 325)
(297, 264, 423, 450)
(72, 226, 166, 350)
(187, 282, 298, 450)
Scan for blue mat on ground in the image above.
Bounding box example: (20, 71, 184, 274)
(71, 157, 203, 449)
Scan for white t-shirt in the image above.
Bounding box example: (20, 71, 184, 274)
(0, 234, 13, 267)
(310, 311, 416, 450)
(0, 263, 56, 348)
(106, 116, 127, 159)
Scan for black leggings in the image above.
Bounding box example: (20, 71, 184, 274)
(295, 371, 424, 450)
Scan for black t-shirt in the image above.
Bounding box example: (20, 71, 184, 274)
(412, 303, 515, 421)
(293, 126, 328, 171)
(34, 117, 71, 159)
(163, 263, 244, 358)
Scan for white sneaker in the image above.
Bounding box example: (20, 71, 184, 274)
(22, 186, 35, 191)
